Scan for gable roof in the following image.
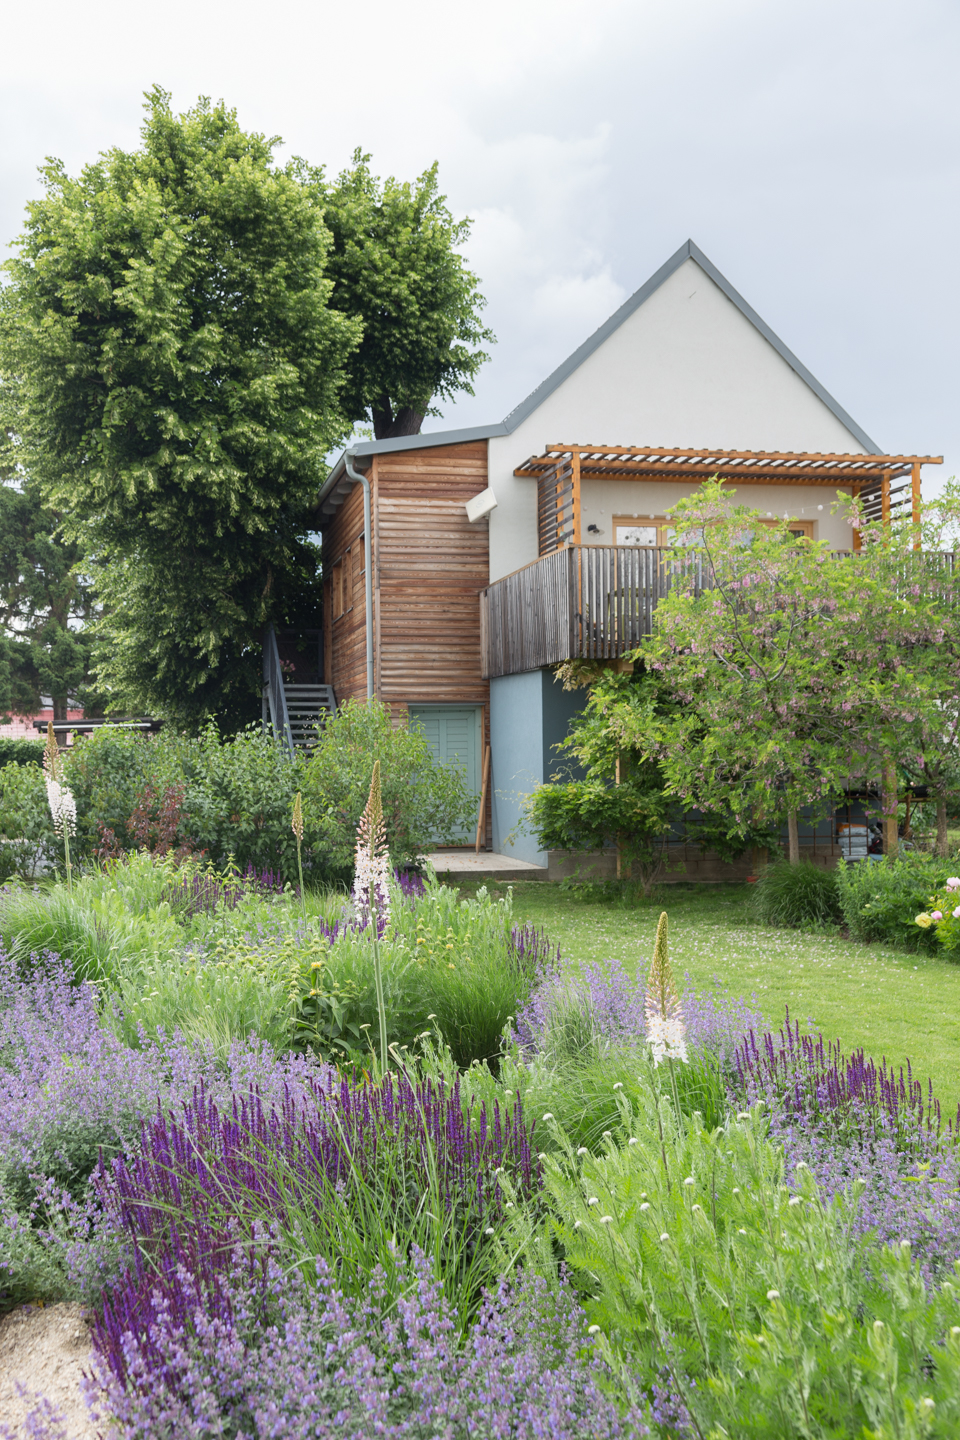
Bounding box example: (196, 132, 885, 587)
(316, 239, 879, 512)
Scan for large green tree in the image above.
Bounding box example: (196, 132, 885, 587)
(0, 89, 361, 725)
(316, 151, 493, 439)
(0, 474, 97, 721)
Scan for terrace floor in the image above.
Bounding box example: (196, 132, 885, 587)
(426, 849, 550, 881)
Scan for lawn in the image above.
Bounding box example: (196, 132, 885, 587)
(476, 880, 960, 1112)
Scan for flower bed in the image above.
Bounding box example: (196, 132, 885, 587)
(4, 842, 960, 1436)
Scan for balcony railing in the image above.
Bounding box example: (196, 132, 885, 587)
(480, 546, 713, 678)
(479, 545, 957, 680)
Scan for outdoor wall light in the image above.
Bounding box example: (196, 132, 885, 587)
(587, 523, 602, 534)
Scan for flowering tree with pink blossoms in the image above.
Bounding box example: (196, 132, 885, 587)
(619, 481, 918, 863)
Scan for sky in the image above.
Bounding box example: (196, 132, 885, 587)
(2, 0, 958, 493)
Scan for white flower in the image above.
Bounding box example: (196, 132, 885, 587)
(600, 1215, 613, 1225)
(738, 1228, 747, 1235)
(640, 1202, 651, 1211)
(577, 1147, 589, 1156)
(659, 1233, 670, 1242)
(485, 1227, 494, 1235)
(788, 1196, 802, 1207)
(683, 1176, 695, 1187)
(45, 779, 76, 838)
(542, 1113, 554, 1122)
(587, 1325, 600, 1335)
(587, 1197, 599, 1207)
(767, 1290, 780, 1301)
(613, 1082, 624, 1090)
(646, 1014, 688, 1066)
(628, 1137, 638, 1146)
(573, 1220, 583, 1229)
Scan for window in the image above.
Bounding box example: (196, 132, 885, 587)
(331, 559, 343, 619)
(343, 547, 353, 611)
(612, 516, 670, 546)
(358, 533, 366, 574)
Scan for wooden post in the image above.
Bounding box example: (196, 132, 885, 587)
(881, 471, 891, 526)
(474, 744, 491, 854)
(912, 461, 922, 549)
(571, 448, 581, 545)
(882, 755, 898, 860)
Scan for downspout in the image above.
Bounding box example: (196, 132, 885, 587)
(344, 451, 375, 700)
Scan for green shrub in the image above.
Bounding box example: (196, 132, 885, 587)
(0, 737, 45, 768)
(752, 858, 842, 929)
(504, 1081, 960, 1438)
(0, 761, 54, 878)
(301, 699, 475, 871)
(290, 880, 537, 1069)
(836, 853, 955, 953)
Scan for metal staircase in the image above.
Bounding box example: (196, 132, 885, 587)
(283, 683, 336, 751)
(262, 626, 335, 754)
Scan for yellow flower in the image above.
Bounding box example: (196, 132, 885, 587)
(916, 913, 934, 929)
(448, 963, 456, 970)
(311, 961, 323, 969)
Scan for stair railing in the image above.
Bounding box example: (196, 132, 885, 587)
(262, 624, 294, 755)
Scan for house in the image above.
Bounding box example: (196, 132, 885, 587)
(280, 240, 941, 870)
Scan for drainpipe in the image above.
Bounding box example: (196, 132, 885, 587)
(344, 451, 375, 700)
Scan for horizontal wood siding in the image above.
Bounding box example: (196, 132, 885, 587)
(375, 442, 490, 708)
(323, 483, 368, 704)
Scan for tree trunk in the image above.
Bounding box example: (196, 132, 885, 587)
(786, 807, 800, 864)
(936, 784, 949, 859)
(882, 756, 899, 860)
(371, 400, 426, 440)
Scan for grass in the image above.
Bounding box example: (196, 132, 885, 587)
(464, 880, 960, 1111)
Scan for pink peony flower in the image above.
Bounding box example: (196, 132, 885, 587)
(932, 911, 943, 922)
(954, 907, 960, 920)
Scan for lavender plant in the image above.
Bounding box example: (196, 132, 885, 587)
(93, 1065, 542, 1322)
(89, 1243, 639, 1440)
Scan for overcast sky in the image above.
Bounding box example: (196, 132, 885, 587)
(3, 0, 957, 492)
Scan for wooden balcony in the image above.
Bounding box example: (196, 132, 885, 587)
(479, 544, 957, 679)
(480, 545, 709, 678)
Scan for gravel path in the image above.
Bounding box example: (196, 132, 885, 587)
(0, 1303, 97, 1439)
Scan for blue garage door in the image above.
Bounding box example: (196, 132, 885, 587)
(409, 706, 483, 842)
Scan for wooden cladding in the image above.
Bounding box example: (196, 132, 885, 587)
(375, 442, 490, 707)
(323, 484, 367, 700)
(480, 545, 957, 678)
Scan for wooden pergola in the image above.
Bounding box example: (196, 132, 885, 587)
(514, 444, 943, 556)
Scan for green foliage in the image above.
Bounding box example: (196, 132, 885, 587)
(0, 478, 98, 722)
(0, 738, 44, 768)
(0, 761, 54, 878)
(836, 855, 956, 954)
(504, 1083, 960, 1438)
(301, 698, 475, 871)
(317, 150, 493, 438)
(290, 879, 536, 1069)
(752, 858, 842, 929)
(0, 88, 360, 725)
(526, 667, 776, 882)
(633, 481, 917, 850)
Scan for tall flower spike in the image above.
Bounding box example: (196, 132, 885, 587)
(43, 720, 62, 784)
(352, 759, 391, 932)
(645, 911, 687, 1065)
(291, 791, 304, 844)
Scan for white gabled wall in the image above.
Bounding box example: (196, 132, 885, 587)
(487, 256, 870, 580)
